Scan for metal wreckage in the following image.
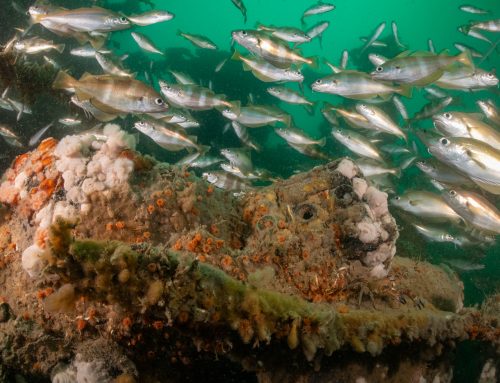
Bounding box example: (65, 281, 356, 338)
(0, 126, 497, 383)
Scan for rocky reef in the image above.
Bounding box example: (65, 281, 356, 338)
(0, 126, 498, 383)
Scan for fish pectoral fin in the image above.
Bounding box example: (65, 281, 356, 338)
(413, 70, 445, 86)
(89, 98, 123, 115)
(470, 177, 500, 195)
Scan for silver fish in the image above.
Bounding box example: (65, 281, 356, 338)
(128, 10, 174, 26)
(368, 53, 388, 66)
(442, 189, 500, 235)
(95, 52, 133, 77)
(257, 24, 310, 44)
(412, 96, 453, 121)
(14, 37, 65, 54)
(169, 70, 196, 85)
(178, 30, 217, 50)
(29, 122, 53, 146)
(220, 148, 253, 175)
(222, 104, 291, 128)
(131, 32, 163, 55)
(390, 190, 461, 222)
(203, 171, 248, 191)
(356, 103, 406, 139)
(355, 159, 399, 177)
(413, 224, 456, 244)
(340, 50, 349, 69)
(436, 67, 498, 90)
(392, 95, 408, 121)
(427, 136, 500, 195)
(360, 22, 386, 54)
(459, 5, 490, 14)
(301, 2, 335, 24)
(58, 117, 82, 126)
(231, 0, 247, 23)
(70, 45, 111, 57)
(453, 43, 483, 58)
(275, 126, 325, 147)
(305, 21, 329, 47)
(458, 26, 492, 44)
(428, 39, 436, 54)
(159, 81, 232, 110)
(391, 21, 406, 49)
(433, 111, 500, 150)
(331, 128, 383, 161)
(267, 86, 313, 106)
(476, 99, 500, 126)
(416, 159, 474, 186)
(231, 121, 261, 151)
(134, 120, 199, 152)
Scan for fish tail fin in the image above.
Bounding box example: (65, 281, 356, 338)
(176, 29, 183, 36)
(281, 114, 292, 127)
(55, 44, 65, 53)
(52, 70, 77, 91)
(317, 137, 326, 147)
(457, 50, 474, 69)
(303, 104, 314, 115)
(396, 84, 413, 98)
(300, 17, 306, 28)
(229, 100, 241, 114)
(307, 55, 320, 69)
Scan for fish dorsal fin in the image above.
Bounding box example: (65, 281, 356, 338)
(325, 61, 342, 73)
(395, 50, 412, 58)
(412, 50, 437, 57)
(80, 72, 93, 80)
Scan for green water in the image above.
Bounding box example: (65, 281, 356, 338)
(103, 0, 500, 306)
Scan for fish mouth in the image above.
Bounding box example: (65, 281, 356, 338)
(432, 118, 448, 131)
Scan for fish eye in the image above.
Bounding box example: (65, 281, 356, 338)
(487, 73, 494, 78)
(120, 16, 127, 22)
(376, 66, 383, 72)
(297, 70, 302, 74)
(439, 137, 449, 146)
(449, 190, 457, 197)
(242, 31, 247, 36)
(395, 66, 401, 70)
(155, 98, 164, 105)
(315, 79, 322, 84)
(394, 196, 401, 201)
(444, 112, 452, 119)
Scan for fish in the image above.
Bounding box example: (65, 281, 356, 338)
(231, 30, 318, 68)
(231, 51, 304, 83)
(391, 21, 406, 50)
(220, 163, 263, 180)
(275, 126, 326, 147)
(134, 120, 199, 152)
(231, 0, 247, 23)
(435, 67, 499, 90)
(127, 10, 174, 26)
(70, 96, 117, 122)
(160, 108, 199, 126)
(53, 71, 168, 117)
(43, 55, 61, 69)
(445, 259, 485, 272)
(416, 159, 475, 186)
(320, 106, 339, 126)
(426, 136, 500, 195)
(169, 70, 196, 85)
(13, 37, 65, 54)
(29, 122, 53, 146)
(29, 6, 131, 33)
(368, 53, 388, 66)
(371, 50, 473, 86)
(58, 117, 82, 126)
(459, 5, 490, 14)
(159, 81, 233, 111)
(203, 171, 248, 191)
(215, 57, 229, 73)
(360, 22, 386, 54)
(413, 224, 457, 244)
(231, 121, 261, 151)
(312, 70, 411, 100)
(267, 86, 313, 107)
(328, 106, 374, 130)
(287, 142, 329, 159)
(442, 189, 500, 235)
(177, 30, 217, 49)
(95, 52, 134, 77)
(433, 111, 500, 150)
(0, 125, 23, 148)
(423, 86, 449, 100)
(428, 39, 436, 54)
(355, 103, 407, 139)
(467, 19, 500, 33)
(188, 155, 223, 169)
(476, 99, 500, 126)
(390, 190, 461, 222)
(257, 24, 310, 44)
(360, 37, 388, 48)
(70, 45, 111, 57)
(305, 21, 329, 48)
(301, 2, 335, 25)
(331, 128, 383, 161)
(131, 32, 163, 55)
(220, 148, 253, 175)
(340, 50, 349, 69)
(392, 95, 409, 121)
(222, 104, 291, 128)
(458, 26, 492, 44)
(355, 159, 399, 177)
(453, 43, 483, 58)
(412, 96, 453, 121)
